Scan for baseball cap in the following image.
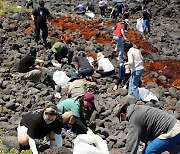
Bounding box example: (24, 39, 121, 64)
(84, 92, 94, 107)
(45, 106, 58, 115)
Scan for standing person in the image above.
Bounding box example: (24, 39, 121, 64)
(17, 104, 63, 153)
(31, 1, 51, 46)
(96, 52, 115, 77)
(17, 49, 44, 82)
(114, 103, 180, 154)
(113, 20, 129, 61)
(47, 41, 74, 65)
(125, 43, 144, 102)
(142, 5, 151, 34)
(74, 51, 94, 78)
(98, 0, 107, 16)
(123, 4, 130, 19)
(57, 92, 95, 134)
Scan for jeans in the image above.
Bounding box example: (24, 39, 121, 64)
(113, 36, 124, 61)
(80, 67, 94, 77)
(142, 133, 180, 154)
(143, 20, 150, 33)
(128, 69, 144, 101)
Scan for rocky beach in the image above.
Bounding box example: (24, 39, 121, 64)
(0, 0, 180, 153)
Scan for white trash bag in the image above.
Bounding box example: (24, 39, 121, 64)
(139, 87, 159, 102)
(85, 12, 95, 18)
(73, 134, 109, 154)
(53, 70, 70, 88)
(136, 18, 143, 32)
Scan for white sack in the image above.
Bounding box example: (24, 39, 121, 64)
(139, 87, 159, 102)
(73, 134, 109, 154)
(136, 18, 143, 32)
(53, 70, 70, 88)
(85, 12, 95, 18)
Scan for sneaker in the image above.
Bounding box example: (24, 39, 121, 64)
(113, 85, 118, 90)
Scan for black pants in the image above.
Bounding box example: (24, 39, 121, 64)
(115, 73, 131, 87)
(99, 7, 105, 16)
(97, 70, 115, 77)
(72, 113, 88, 135)
(34, 22, 48, 42)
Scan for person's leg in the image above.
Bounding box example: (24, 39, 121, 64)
(147, 20, 151, 33)
(41, 24, 48, 44)
(34, 23, 40, 43)
(117, 38, 124, 61)
(96, 70, 107, 77)
(130, 69, 144, 101)
(80, 67, 94, 77)
(67, 50, 74, 64)
(142, 133, 180, 154)
(55, 53, 62, 63)
(142, 20, 147, 34)
(128, 74, 133, 95)
(72, 118, 88, 135)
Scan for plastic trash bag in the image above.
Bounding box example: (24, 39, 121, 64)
(136, 18, 143, 32)
(73, 134, 109, 154)
(53, 70, 70, 88)
(85, 12, 95, 18)
(139, 87, 159, 102)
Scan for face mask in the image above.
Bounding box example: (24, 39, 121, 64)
(43, 114, 54, 124)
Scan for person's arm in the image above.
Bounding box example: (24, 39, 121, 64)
(127, 50, 133, 67)
(47, 51, 53, 60)
(97, 60, 103, 70)
(125, 125, 141, 154)
(31, 14, 34, 21)
(121, 27, 127, 39)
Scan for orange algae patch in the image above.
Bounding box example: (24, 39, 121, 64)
(144, 59, 180, 88)
(127, 29, 158, 54)
(24, 24, 34, 34)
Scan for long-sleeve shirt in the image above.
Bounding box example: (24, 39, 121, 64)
(127, 47, 144, 73)
(125, 104, 177, 154)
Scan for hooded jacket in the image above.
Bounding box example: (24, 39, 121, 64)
(125, 104, 177, 154)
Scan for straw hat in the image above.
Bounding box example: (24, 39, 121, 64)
(124, 19, 130, 25)
(97, 52, 105, 60)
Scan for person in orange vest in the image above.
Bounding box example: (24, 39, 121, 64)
(113, 19, 130, 62)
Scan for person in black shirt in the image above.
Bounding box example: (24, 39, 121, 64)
(31, 1, 51, 45)
(123, 4, 130, 19)
(17, 104, 63, 153)
(74, 51, 94, 78)
(17, 49, 44, 82)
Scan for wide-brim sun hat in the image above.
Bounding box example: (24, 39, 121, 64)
(124, 19, 130, 25)
(68, 72, 81, 82)
(97, 52, 105, 60)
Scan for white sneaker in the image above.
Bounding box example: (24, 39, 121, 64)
(113, 85, 118, 90)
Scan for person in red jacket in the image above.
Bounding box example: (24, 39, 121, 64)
(113, 19, 129, 62)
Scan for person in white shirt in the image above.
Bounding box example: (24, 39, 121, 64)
(96, 52, 115, 77)
(126, 43, 144, 102)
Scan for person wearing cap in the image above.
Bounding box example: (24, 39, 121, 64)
(67, 72, 97, 98)
(57, 92, 95, 134)
(17, 48, 44, 82)
(125, 43, 144, 102)
(96, 52, 115, 77)
(47, 41, 74, 64)
(74, 51, 94, 78)
(17, 104, 63, 153)
(31, 1, 51, 45)
(114, 103, 180, 154)
(113, 19, 129, 61)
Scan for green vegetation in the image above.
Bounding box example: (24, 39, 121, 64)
(0, 0, 31, 16)
(0, 148, 33, 154)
